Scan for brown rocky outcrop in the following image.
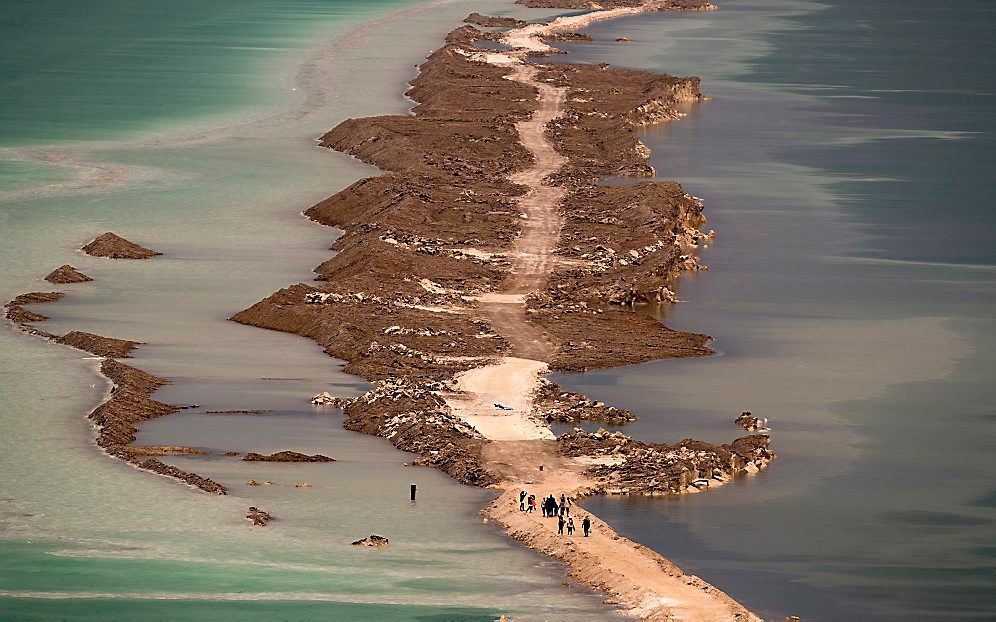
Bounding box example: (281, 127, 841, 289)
(44, 265, 92, 283)
(558, 428, 776, 495)
(56, 331, 140, 358)
(533, 378, 636, 423)
(537, 63, 705, 181)
(82, 233, 161, 259)
(338, 378, 499, 487)
(242, 451, 335, 463)
(464, 12, 527, 27)
(247, 507, 273, 526)
(5, 291, 64, 323)
(352, 535, 389, 547)
(542, 31, 593, 42)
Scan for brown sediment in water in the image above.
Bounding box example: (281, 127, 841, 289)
(234, 3, 772, 619)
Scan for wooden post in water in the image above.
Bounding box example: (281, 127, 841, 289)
(410, 483, 417, 501)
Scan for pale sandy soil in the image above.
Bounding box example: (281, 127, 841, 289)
(502, 5, 650, 53)
(441, 14, 764, 619)
(446, 357, 554, 441)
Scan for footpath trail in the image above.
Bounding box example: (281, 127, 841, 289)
(444, 21, 762, 622)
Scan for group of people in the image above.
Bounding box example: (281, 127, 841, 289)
(519, 490, 592, 537)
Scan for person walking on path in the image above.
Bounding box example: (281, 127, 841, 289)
(550, 495, 559, 518)
(558, 515, 566, 535)
(527, 494, 536, 513)
(519, 490, 527, 512)
(582, 516, 591, 537)
(567, 517, 575, 536)
(541, 496, 548, 517)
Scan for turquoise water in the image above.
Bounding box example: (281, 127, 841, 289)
(554, 1, 996, 619)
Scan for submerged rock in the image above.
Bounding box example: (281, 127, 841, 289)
(44, 264, 92, 283)
(82, 232, 161, 259)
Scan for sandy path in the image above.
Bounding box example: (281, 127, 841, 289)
(475, 62, 568, 361)
(447, 358, 554, 441)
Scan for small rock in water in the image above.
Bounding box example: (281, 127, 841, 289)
(352, 535, 389, 548)
(44, 265, 92, 283)
(246, 506, 272, 526)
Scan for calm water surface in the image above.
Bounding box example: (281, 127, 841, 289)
(554, 1, 996, 620)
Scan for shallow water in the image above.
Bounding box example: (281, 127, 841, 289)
(552, 0, 996, 619)
(0, 1, 611, 619)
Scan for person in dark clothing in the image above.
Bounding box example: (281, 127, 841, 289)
(541, 497, 549, 517)
(519, 490, 527, 511)
(567, 517, 575, 536)
(527, 494, 536, 513)
(582, 516, 591, 537)
(550, 495, 559, 518)
(558, 515, 565, 535)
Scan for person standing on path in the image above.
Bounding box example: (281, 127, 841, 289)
(519, 490, 527, 511)
(527, 494, 536, 513)
(558, 515, 565, 535)
(550, 495, 559, 518)
(582, 516, 591, 537)
(567, 517, 575, 536)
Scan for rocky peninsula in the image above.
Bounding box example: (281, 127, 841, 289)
(234, 1, 772, 619)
